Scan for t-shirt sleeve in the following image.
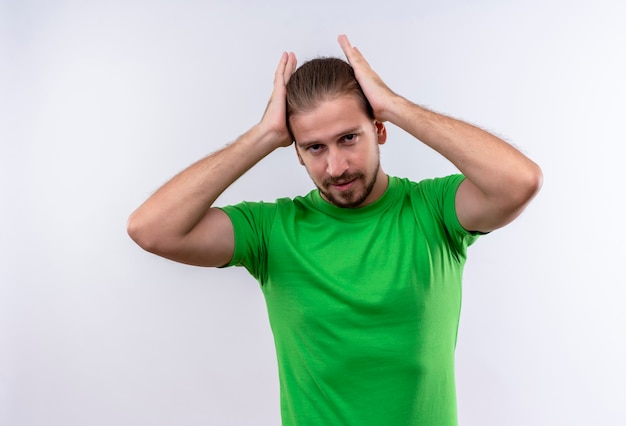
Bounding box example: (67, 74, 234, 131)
(217, 201, 277, 283)
(413, 174, 480, 257)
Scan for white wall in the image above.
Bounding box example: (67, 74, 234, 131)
(2, 0, 625, 424)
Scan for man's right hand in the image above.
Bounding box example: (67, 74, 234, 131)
(258, 51, 298, 149)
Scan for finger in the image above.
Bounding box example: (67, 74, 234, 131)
(283, 52, 297, 85)
(338, 34, 351, 50)
(274, 52, 289, 86)
(338, 34, 370, 69)
(337, 34, 355, 61)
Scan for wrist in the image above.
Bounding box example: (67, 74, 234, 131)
(250, 121, 292, 151)
(243, 123, 291, 154)
(379, 95, 414, 124)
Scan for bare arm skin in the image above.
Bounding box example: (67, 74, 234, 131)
(127, 52, 297, 266)
(338, 35, 543, 233)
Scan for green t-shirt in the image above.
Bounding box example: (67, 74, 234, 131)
(220, 175, 478, 425)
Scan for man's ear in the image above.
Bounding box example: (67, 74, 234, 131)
(375, 121, 387, 145)
(294, 144, 305, 165)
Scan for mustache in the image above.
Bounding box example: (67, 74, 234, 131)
(324, 171, 364, 186)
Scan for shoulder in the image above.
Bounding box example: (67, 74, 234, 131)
(219, 190, 318, 222)
(389, 174, 465, 200)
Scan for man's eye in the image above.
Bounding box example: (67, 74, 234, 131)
(343, 134, 356, 142)
(308, 144, 323, 152)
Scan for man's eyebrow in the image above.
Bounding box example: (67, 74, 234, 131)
(296, 126, 363, 147)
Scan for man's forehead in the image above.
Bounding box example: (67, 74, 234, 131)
(291, 96, 371, 145)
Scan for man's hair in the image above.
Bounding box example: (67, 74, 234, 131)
(286, 57, 373, 136)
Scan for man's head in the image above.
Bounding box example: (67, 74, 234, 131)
(286, 57, 373, 130)
(286, 57, 387, 209)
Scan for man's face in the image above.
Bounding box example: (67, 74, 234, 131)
(291, 95, 387, 208)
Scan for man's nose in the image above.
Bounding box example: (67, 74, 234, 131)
(326, 148, 349, 177)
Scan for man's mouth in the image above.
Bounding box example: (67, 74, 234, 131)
(330, 179, 356, 191)
(326, 172, 363, 192)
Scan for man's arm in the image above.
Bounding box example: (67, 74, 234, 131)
(338, 35, 542, 233)
(127, 52, 297, 266)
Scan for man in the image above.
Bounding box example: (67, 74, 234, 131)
(128, 35, 542, 425)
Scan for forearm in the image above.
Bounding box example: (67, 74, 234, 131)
(127, 50, 296, 262)
(387, 96, 542, 202)
(127, 124, 279, 245)
(337, 34, 540, 201)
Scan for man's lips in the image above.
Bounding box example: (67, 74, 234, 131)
(330, 179, 356, 191)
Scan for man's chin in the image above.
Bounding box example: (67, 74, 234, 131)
(317, 173, 378, 208)
(321, 189, 366, 208)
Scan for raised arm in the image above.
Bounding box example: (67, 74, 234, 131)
(338, 35, 542, 233)
(127, 52, 297, 266)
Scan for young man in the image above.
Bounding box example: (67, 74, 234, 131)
(128, 35, 542, 425)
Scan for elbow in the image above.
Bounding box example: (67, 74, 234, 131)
(520, 161, 543, 204)
(462, 162, 543, 233)
(127, 210, 185, 260)
(127, 211, 160, 254)
(504, 161, 543, 217)
(127, 212, 146, 247)
(498, 162, 544, 223)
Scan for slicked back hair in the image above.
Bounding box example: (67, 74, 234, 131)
(286, 57, 374, 138)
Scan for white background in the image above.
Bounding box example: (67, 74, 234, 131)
(2, 0, 625, 425)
